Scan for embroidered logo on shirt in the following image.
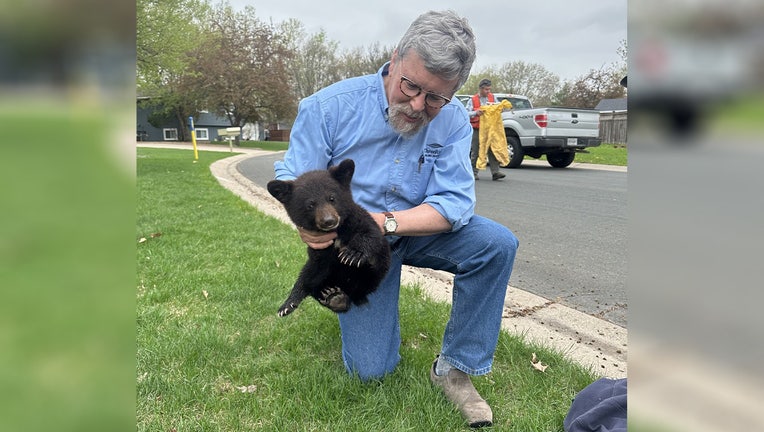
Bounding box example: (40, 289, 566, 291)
(423, 143, 443, 159)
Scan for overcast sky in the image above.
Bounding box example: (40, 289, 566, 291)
(228, 0, 626, 81)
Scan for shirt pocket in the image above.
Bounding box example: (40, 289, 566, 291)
(406, 156, 436, 204)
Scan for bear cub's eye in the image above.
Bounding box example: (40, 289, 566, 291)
(328, 194, 335, 202)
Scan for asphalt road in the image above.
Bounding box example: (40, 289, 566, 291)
(238, 154, 627, 327)
(474, 163, 627, 327)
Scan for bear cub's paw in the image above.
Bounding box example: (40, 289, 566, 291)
(337, 246, 369, 268)
(318, 287, 350, 313)
(277, 302, 299, 317)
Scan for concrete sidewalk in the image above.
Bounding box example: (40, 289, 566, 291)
(139, 142, 627, 378)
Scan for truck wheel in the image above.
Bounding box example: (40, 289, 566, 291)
(547, 151, 575, 168)
(506, 136, 524, 168)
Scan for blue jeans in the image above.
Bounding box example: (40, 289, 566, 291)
(338, 215, 518, 380)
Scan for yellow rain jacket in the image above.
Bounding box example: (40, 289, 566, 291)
(476, 99, 513, 169)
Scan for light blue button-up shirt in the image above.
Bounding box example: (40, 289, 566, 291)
(274, 63, 476, 232)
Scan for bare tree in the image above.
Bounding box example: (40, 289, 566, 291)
(193, 4, 297, 130)
(339, 42, 394, 79)
(496, 61, 561, 105)
(279, 22, 344, 100)
(459, 61, 560, 105)
(556, 40, 627, 108)
(293, 30, 343, 99)
(558, 67, 626, 108)
(458, 65, 501, 95)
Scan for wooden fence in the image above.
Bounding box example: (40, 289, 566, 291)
(599, 111, 627, 145)
(269, 129, 291, 141)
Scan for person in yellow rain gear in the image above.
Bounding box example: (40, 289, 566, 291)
(467, 79, 510, 181)
(476, 98, 512, 171)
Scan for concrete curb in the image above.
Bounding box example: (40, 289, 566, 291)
(140, 143, 627, 378)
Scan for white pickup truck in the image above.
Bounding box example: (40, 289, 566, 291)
(457, 93, 601, 168)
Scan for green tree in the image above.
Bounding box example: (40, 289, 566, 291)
(137, 0, 208, 92)
(137, 0, 210, 140)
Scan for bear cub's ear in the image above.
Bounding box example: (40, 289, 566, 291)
(267, 180, 293, 203)
(329, 159, 355, 188)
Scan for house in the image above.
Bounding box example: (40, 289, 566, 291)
(136, 97, 280, 142)
(595, 98, 627, 113)
(595, 97, 628, 145)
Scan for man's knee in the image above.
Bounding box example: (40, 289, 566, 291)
(501, 228, 519, 253)
(475, 220, 518, 264)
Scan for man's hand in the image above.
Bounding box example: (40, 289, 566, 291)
(297, 226, 337, 249)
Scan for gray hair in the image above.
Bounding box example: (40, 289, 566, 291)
(395, 10, 476, 91)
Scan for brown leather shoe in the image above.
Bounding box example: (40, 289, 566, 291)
(430, 358, 493, 428)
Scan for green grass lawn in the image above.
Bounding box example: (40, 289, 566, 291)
(571, 143, 627, 166)
(136, 148, 598, 431)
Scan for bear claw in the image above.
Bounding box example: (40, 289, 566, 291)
(318, 287, 350, 312)
(338, 248, 365, 268)
(277, 302, 298, 317)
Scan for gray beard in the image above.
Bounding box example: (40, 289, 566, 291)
(388, 103, 432, 138)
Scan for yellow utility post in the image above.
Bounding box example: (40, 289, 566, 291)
(188, 116, 199, 161)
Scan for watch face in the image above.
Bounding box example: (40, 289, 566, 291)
(385, 219, 397, 232)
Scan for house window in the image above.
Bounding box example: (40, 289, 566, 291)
(195, 128, 209, 141)
(163, 128, 178, 141)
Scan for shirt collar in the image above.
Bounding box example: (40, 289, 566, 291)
(378, 62, 391, 122)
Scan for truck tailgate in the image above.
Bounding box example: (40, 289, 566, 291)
(545, 109, 600, 138)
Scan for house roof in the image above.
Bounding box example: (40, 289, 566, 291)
(196, 111, 230, 127)
(595, 98, 627, 112)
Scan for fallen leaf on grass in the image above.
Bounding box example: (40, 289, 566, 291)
(202, 290, 209, 299)
(531, 352, 548, 372)
(137, 233, 162, 244)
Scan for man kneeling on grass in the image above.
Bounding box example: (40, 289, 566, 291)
(272, 9, 519, 428)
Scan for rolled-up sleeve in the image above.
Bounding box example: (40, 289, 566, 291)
(423, 121, 476, 232)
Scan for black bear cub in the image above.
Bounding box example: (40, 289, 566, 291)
(267, 159, 391, 316)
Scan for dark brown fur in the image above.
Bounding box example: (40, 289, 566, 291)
(267, 159, 391, 316)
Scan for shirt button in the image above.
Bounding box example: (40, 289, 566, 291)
(394, 159, 400, 164)
(391, 187, 396, 192)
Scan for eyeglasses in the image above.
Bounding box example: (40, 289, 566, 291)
(399, 75, 451, 109)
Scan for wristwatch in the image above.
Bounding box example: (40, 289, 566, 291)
(383, 211, 398, 236)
